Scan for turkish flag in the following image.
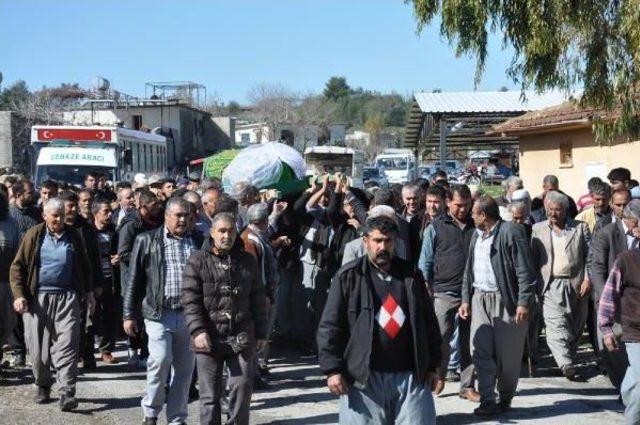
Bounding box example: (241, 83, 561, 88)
(37, 129, 112, 142)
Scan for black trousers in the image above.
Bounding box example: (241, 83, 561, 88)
(196, 348, 254, 425)
(92, 285, 119, 354)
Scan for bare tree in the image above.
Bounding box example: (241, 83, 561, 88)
(247, 83, 298, 141)
(7, 86, 86, 172)
(294, 93, 337, 149)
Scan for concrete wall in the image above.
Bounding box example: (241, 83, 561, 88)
(211, 116, 236, 146)
(519, 128, 640, 200)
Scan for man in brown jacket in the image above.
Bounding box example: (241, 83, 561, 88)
(10, 198, 94, 411)
(182, 212, 268, 425)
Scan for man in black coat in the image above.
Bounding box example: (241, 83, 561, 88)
(317, 215, 442, 424)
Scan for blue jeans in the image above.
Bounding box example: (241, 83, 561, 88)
(143, 309, 195, 424)
(622, 342, 640, 425)
(339, 371, 436, 424)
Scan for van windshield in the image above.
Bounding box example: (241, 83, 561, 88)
(35, 165, 116, 187)
(377, 158, 408, 171)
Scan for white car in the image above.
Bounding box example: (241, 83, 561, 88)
(363, 167, 389, 188)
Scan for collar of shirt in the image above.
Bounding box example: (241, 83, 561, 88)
(45, 227, 66, 241)
(622, 220, 633, 238)
(477, 222, 498, 240)
(548, 220, 572, 237)
(164, 226, 188, 241)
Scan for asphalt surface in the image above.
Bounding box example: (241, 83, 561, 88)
(0, 341, 626, 425)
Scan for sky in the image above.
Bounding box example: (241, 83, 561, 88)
(0, 0, 518, 104)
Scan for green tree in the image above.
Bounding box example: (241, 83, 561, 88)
(323, 76, 352, 100)
(405, 0, 640, 140)
(0, 80, 30, 110)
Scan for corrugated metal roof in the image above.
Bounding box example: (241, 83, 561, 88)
(414, 91, 569, 114)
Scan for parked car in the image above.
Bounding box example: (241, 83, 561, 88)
(363, 166, 389, 188)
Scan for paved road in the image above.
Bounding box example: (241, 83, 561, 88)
(0, 344, 625, 425)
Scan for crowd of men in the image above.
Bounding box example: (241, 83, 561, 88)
(1, 166, 640, 424)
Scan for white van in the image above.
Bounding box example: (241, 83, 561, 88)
(375, 149, 416, 184)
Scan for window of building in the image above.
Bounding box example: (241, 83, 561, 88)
(132, 115, 142, 130)
(559, 141, 573, 167)
(241, 133, 250, 143)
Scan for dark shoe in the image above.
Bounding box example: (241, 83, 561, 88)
(474, 401, 502, 417)
(79, 357, 97, 370)
(500, 397, 512, 411)
(432, 378, 445, 396)
(34, 386, 51, 404)
(59, 393, 78, 412)
(253, 375, 270, 390)
(445, 370, 460, 382)
(562, 365, 577, 381)
(101, 352, 118, 364)
(142, 418, 157, 425)
(258, 363, 270, 376)
(459, 388, 481, 403)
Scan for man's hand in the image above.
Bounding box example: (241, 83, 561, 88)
(327, 373, 349, 396)
(256, 339, 267, 352)
(308, 176, 318, 193)
(515, 306, 529, 325)
(110, 254, 120, 266)
(273, 201, 288, 215)
(426, 369, 439, 391)
(321, 174, 329, 190)
(13, 297, 28, 314)
(194, 332, 212, 351)
(604, 335, 619, 352)
(458, 303, 471, 320)
(579, 279, 592, 298)
(86, 292, 96, 315)
(347, 218, 361, 230)
(123, 319, 137, 337)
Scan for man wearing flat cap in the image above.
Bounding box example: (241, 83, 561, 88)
(240, 203, 280, 381)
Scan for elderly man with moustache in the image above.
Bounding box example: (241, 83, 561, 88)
(531, 191, 591, 380)
(10, 198, 94, 411)
(459, 197, 536, 417)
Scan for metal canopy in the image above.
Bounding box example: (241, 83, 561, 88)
(404, 91, 568, 169)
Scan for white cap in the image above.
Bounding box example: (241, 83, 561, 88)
(631, 186, 640, 200)
(511, 189, 531, 202)
(133, 173, 148, 186)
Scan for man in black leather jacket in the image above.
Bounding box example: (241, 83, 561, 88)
(181, 212, 267, 425)
(123, 198, 204, 425)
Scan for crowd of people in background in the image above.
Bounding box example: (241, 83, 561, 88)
(1, 166, 640, 424)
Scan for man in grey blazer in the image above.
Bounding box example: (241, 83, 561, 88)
(531, 191, 592, 380)
(459, 197, 536, 417)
